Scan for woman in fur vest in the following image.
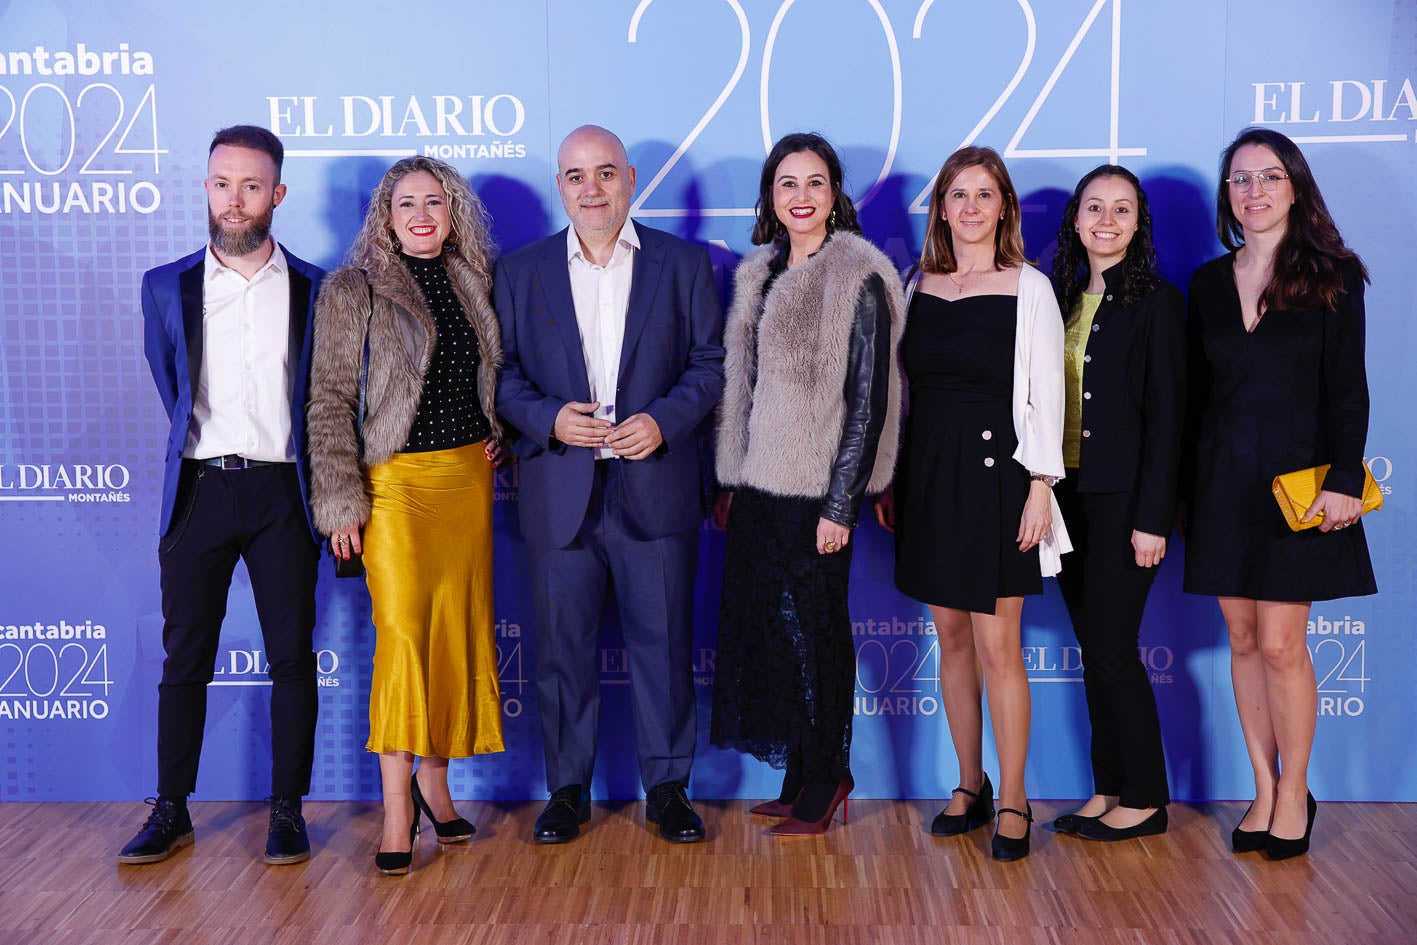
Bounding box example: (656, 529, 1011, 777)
(307, 156, 506, 875)
(711, 133, 905, 836)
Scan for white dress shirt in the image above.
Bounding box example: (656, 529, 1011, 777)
(567, 220, 638, 460)
(185, 243, 296, 463)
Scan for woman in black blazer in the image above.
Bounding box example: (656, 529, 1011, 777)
(1049, 164, 1184, 842)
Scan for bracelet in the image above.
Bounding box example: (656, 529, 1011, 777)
(1029, 473, 1060, 487)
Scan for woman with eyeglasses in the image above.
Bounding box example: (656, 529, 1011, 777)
(1047, 165, 1185, 843)
(1185, 127, 1374, 860)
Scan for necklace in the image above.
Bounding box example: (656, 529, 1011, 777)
(946, 269, 980, 294)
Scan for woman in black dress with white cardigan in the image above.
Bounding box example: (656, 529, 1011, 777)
(877, 146, 1068, 861)
(1185, 127, 1375, 860)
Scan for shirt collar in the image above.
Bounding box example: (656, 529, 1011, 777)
(566, 219, 640, 264)
(204, 240, 288, 283)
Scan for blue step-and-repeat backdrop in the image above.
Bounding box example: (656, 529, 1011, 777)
(2, 0, 1414, 803)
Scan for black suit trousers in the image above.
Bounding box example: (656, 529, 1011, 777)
(1054, 478, 1170, 808)
(155, 461, 319, 798)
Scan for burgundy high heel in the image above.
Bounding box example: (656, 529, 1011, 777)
(769, 778, 852, 836)
(749, 793, 801, 818)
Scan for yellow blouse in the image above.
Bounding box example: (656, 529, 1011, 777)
(1063, 292, 1103, 468)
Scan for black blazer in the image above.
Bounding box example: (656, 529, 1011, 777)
(1067, 261, 1186, 536)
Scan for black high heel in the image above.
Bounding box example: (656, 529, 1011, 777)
(411, 775, 476, 843)
(374, 804, 421, 876)
(931, 773, 995, 836)
(1231, 802, 1269, 853)
(1265, 792, 1316, 861)
(991, 804, 1033, 862)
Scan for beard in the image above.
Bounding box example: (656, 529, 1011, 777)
(208, 204, 274, 257)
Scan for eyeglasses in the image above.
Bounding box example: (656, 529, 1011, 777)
(1225, 169, 1290, 192)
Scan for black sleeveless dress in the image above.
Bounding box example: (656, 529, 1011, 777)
(893, 292, 1041, 613)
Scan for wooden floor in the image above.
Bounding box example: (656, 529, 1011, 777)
(1, 799, 1414, 945)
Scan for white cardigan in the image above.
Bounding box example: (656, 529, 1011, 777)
(905, 264, 1072, 575)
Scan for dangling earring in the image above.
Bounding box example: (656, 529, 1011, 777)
(828, 208, 837, 229)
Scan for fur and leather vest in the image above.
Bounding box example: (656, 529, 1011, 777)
(307, 252, 503, 535)
(716, 231, 904, 499)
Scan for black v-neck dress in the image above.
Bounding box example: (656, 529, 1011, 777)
(1183, 253, 1376, 601)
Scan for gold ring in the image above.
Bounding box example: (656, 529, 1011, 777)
(825, 540, 838, 551)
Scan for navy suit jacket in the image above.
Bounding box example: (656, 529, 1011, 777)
(493, 224, 725, 548)
(140, 244, 326, 539)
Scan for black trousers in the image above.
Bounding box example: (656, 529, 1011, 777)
(155, 460, 320, 798)
(527, 460, 699, 794)
(1054, 479, 1170, 808)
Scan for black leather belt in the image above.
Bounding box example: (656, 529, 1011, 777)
(198, 455, 285, 470)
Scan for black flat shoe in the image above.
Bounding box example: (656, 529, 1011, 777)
(411, 775, 475, 843)
(1265, 792, 1316, 861)
(991, 804, 1033, 862)
(534, 784, 591, 844)
(264, 795, 311, 864)
(646, 781, 705, 843)
(1052, 811, 1098, 835)
(1231, 802, 1269, 853)
(931, 773, 995, 837)
(117, 797, 194, 865)
(1075, 806, 1168, 842)
(375, 810, 420, 876)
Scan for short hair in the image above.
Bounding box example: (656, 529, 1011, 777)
(208, 125, 284, 177)
(1215, 126, 1366, 310)
(751, 132, 861, 246)
(1052, 164, 1162, 319)
(348, 155, 496, 282)
(918, 146, 1026, 274)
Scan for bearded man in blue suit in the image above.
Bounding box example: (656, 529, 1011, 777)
(119, 125, 325, 866)
(494, 125, 725, 844)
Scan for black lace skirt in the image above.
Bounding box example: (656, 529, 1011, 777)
(710, 487, 855, 783)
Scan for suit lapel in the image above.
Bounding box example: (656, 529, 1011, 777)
(178, 260, 205, 396)
(286, 260, 312, 408)
(619, 226, 664, 376)
(538, 233, 593, 399)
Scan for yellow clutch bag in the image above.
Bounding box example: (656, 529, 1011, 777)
(1271, 463, 1383, 531)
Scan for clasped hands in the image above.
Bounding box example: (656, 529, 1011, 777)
(554, 400, 662, 460)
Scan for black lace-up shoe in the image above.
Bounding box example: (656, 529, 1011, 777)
(117, 797, 193, 865)
(534, 785, 591, 844)
(645, 781, 705, 843)
(264, 796, 311, 864)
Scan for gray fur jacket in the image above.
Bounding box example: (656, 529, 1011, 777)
(306, 252, 503, 536)
(716, 231, 905, 526)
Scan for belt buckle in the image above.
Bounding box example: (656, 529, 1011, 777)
(220, 455, 246, 470)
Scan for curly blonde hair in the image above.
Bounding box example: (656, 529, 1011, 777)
(348, 156, 496, 282)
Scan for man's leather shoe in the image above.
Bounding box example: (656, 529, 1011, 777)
(534, 785, 590, 844)
(265, 796, 311, 864)
(117, 797, 193, 865)
(645, 781, 705, 843)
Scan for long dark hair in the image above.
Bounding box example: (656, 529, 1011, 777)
(1216, 127, 1367, 310)
(751, 132, 861, 246)
(1053, 164, 1162, 320)
(918, 146, 1027, 275)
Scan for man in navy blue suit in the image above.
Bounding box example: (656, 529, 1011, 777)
(494, 125, 725, 844)
(119, 126, 325, 866)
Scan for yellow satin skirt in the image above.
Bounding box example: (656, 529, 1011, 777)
(363, 442, 505, 758)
